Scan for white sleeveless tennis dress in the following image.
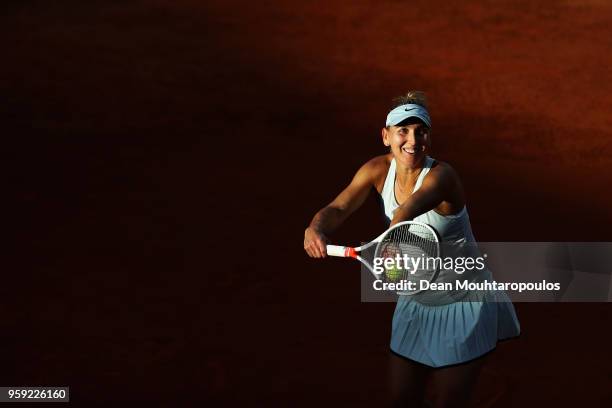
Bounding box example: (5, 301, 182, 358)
(381, 156, 520, 367)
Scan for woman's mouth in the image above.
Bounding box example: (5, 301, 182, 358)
(402, 147, 416, 154)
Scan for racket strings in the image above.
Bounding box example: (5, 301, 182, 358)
(376, 224, 440, 289)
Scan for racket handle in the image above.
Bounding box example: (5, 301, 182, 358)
(326, 245, 356, 258)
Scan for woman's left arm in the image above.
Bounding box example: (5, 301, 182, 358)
(390, 165, 454, 226)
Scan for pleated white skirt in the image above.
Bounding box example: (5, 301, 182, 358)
(390, 290, 520, 368)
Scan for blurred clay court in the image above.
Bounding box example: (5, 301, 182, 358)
(3, 0, 611, 405)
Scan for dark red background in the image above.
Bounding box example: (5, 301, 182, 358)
(3, 1, 611, 406)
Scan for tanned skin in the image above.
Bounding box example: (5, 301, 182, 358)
(304, 121, 465, 258)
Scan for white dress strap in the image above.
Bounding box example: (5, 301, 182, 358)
(412, 156, 434, 193)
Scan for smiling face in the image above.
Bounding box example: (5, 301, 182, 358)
(382, 119, 431, 168)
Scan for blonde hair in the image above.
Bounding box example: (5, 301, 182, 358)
(391, 91, 428, 109)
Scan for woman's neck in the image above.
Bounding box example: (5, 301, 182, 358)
(395, 155, 427, 185)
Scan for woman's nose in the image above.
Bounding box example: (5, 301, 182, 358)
(405, 131, 416, 144)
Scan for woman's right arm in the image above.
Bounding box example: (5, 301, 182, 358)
(304, 159, 380, 258)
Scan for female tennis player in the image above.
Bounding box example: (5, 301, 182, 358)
(303, 91, 520, 407)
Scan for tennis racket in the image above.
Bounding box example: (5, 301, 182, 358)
(326, 221, 441, 294)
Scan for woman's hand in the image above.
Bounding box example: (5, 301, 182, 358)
(304, 227, 330, 258)
(303, 157, 380, 259)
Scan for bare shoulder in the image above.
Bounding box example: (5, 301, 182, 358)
(362, 154, 392, 174)
(429, 160, 461, 182)
(359, 154, 392, 190)
(427, 160, 465, 204)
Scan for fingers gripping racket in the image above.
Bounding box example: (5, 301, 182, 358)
(326, 221, 441, 294)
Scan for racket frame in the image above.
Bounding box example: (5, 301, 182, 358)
(326, 221, 442, 282)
